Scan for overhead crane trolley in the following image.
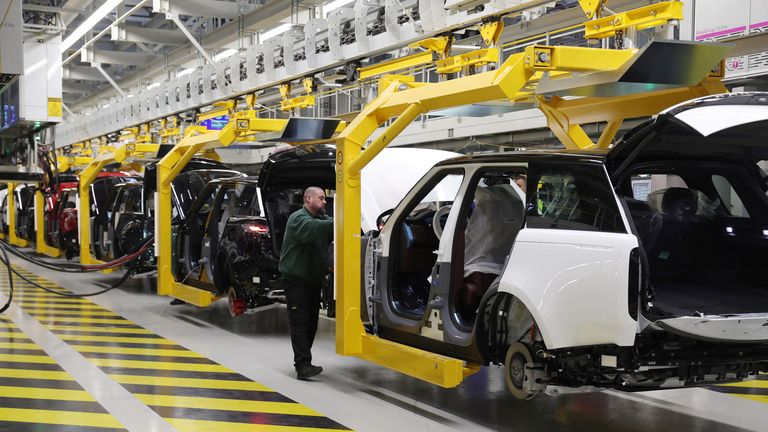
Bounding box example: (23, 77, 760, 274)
(332, 3, 730, 388)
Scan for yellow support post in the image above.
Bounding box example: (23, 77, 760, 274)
(6, 183, 28, 248)
(78, 143, 161, 270)
(34, 189, 60, 257)
(597, 119, 623, 149)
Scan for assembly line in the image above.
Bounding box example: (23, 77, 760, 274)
(0, 0, 767, 431)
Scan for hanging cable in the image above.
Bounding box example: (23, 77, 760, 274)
(0, 234, 155, 273)
(0, 239, 14, 313)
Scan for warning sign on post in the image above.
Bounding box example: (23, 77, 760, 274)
(48, 97, 62, 118)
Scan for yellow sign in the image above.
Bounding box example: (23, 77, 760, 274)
(48, 97, 62, 118)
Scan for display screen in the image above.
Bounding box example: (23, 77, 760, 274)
(199, 114, 229, 130)
(0, 80, 20, 131)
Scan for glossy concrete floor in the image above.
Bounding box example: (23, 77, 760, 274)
(1, 253, 767, 432)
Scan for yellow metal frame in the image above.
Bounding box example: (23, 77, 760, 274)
(280, 95, 316, 112)
(358, 51, 435, 80)
(333, 43, 727, 388)
(155, 116, 293, 306)
(6, 183, 28, 248)
(584, 1, 683, 39)
(78, 143, 161, 271)
(436, 48, 500, 75)
(34, 189, 60, 257)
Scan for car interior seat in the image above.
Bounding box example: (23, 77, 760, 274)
(651, 187, 701, 279)
(456, 184, 524, 323)
(624, 197, 663, 251)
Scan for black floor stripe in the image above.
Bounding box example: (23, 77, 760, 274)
(0, 335, 35, 343)
(0, 361, 65, 372)
(23, 312, 124, 320)
(14, 305, 112, 313)
(0, 421, 125, 432)
(35, 320, 141, 329)
(63, 339, 188, 350)
(150, 406, 349, 430)
(0, 377, 82, 390)
(97, 366, 245, 381)
(0, 397, 108, 413)
(709, 386, 768, 396)
(120, 384, 293, 403)
(80, 352, 217, 365)
(0, 348, 53, 357)
(49, 330, 163, 339)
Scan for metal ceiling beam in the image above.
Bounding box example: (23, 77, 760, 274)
(152, 0, 249, 19)
(111, 24, 189, 45)
(81, 48, 158, 65)
(63, 82, 98, 94)
(63, 66, 107, 81)
(61, 0, 93, 27)
(73, 0, 293, 107)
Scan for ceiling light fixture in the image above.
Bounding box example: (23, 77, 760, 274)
(261, 23, 292, 42)
(61, 0, 124, 51)
(214, 48, 238, 62)
(178, 67, 196, 77)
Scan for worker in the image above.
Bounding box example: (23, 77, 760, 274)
(279, 186, 334, 381)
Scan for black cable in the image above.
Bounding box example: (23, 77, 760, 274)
(0, 237, 14, 313)
(0, 234, 155, 273)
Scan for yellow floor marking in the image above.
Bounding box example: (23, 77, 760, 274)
(0, 407, 123, 428)
(18, 308, 118, 317)
(72, 345, 203, 358)
(0, 354, 58, 364)
(135, 394, 321, 416)
(90, 358, 230, 372)
(0, 385, 95, 402)
(166, 418, 342, 432)
(0, 368, 73, 381)
(0, 329, 26, 336)
(729, 394, 768, 404)
(0, 322, 17, 328)
(15, 302, 107, 310)
(720, 380, 768, 389)
(0, 342, 40, 350)
(59, 334, 177, 345)
(46, 325, 152, 334)
(109, 374, 272, 392)
(30, 316, 130, 325)
(12, 296, 90, 303)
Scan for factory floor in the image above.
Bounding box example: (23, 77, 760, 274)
(0, 253, 766, 432)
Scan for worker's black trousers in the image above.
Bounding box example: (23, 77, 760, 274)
(283, 278, 321, 370)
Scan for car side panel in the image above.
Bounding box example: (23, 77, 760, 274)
(499, 228, 639, 349)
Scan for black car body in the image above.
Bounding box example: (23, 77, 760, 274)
(107, 158, 243, 272)
(175, 146, 336, 315)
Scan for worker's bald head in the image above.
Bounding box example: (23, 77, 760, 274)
(303, 186, 327, 215)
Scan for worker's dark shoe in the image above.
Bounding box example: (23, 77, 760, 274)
(297, 365, 323, 381)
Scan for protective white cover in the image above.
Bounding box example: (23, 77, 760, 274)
(463, 183, 524, 276)
(360, 148, 459, 233)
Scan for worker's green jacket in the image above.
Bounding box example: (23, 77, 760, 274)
(279, 207, 334, 284)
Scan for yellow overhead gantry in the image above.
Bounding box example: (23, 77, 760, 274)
(332, 45, 728, 388)
(155, 112, 293, 306)
(77, 143, 160, 270)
